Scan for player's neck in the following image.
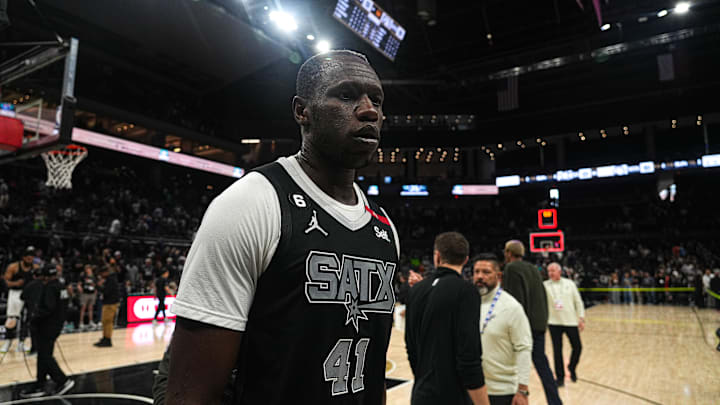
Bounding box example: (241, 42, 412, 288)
(295, 152, 357, 205)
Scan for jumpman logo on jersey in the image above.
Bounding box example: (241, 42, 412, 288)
(304, 210, 328, 237)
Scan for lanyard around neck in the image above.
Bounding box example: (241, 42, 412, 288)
(481, 287, 502, 334)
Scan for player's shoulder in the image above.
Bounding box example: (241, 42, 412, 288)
(6, 261, 18, 272)
(210, 171, 277, 209)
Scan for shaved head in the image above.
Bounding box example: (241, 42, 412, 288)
(296, 50, 372, 102)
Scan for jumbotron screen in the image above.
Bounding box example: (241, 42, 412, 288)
(333, 0, 406, 61)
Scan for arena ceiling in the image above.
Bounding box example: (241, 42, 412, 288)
(2, 0, 720, 150)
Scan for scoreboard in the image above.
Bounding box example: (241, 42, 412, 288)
(333, 0, 406, 61)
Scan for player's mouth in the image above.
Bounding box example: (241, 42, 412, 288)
(352, 126, 380, 144)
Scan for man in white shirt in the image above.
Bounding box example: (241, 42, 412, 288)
(473, 254, 532, 405)
(544, 262, 585, 387)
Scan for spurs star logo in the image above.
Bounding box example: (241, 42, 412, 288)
(305, 210, 328, 237)
(373, 226, 391, 243)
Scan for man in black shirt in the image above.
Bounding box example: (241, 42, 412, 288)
(153, 269, 171, 324)
(405, 232, 489, 405)
(20, 265, 75, 398)
(94, 263, 120, 348)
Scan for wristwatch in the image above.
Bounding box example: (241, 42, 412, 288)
(518, 389, 530, 396)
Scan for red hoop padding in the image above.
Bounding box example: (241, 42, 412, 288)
(45, 144, 87, 155)
(0, 116, 24, 152)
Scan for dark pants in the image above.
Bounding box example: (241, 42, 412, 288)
(489, 394, 514, 405)
(36, 330, 67, 387)
(532, 330, 563, 405)
(549, 325, 582, 381)
(154, 295, 166, 320)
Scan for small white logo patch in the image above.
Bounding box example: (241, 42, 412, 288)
(374, 226, 391, 243)
(305, 210, 328, 236)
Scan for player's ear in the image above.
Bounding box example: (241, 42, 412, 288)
(292, 96, 310, 128)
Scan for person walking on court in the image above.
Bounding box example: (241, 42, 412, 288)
(472, 253, 531, 405)
(94, 263, 120, 347)
(544, 262, 585, 386)
(167, 50, 400, 404)
(502, 240, 562, 405)
(405, 232, 489, 405)
(153, 269, 171, 324)
(20, 265, 75, 398)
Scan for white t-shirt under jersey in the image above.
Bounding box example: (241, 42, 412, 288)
(171, 156, 400, 332)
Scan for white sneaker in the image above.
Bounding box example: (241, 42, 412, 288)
(89, 321, 97, 329)
(79, 323, 86, 331)
(0, 340, 11, 353)
(55, 378, 75, 395)
(19, 340, 30, 352)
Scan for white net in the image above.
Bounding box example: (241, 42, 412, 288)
(41, 145, 87, 189)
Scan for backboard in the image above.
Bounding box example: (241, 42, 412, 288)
(0, 38, 78, 164)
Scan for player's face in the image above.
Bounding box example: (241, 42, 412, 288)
(22, 254, 34, 266)
(473, 261, 498, 295)
(303, 56, 384, 169)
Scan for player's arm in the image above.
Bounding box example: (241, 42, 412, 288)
(453, 285, 487, 405)
(166, 318, 243, 405)
(4, 264, 23, 288)
(509, 305, 532, 405)
(165, 173, 280, 404)
(467, 385, 490, 405)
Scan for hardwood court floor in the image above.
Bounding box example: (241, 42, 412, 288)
(0, 321, 173, 387)
(386, 304, 720, 405)
(1, 306, 717, 404)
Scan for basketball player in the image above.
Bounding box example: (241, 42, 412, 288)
(472, 254, 531, 405)
(1, 246, 36, 353)
(166, 50, 399, 405)
(544, 262, 585, 386)
(502, 240, 562, 405)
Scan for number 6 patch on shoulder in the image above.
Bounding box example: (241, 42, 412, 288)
(290, 193, 307, 208)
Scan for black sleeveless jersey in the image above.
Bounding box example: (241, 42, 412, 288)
(10, 262, 34, 291)
(234, 162, 398, 405)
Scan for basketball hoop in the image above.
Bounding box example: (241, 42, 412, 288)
(41, 144, 87, 189)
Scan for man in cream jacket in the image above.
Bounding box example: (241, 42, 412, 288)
(473, 254, 532, 405)
(544, 262, 585, 387)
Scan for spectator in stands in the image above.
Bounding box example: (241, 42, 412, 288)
(642, 272, 655, 304)
(711, 270, 720, 310)
(703, 269, 712, 308)
(622, 272, 633, 304)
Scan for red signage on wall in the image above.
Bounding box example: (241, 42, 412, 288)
(126, 295, 176, 323)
